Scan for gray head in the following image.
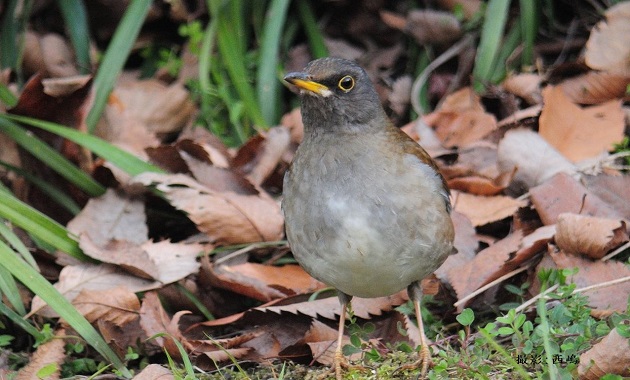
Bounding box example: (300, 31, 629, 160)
(284, 57, 386, 134)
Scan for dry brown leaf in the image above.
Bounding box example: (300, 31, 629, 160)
(80, 236, 202, 284)
(449, 231, 522, 308)
(539, 86, 625, 162)
(305, 323, 344, 364)
(31, 263, 160, 318)
(448, 174, 510, 196)
(280, 107, 305, 145)
(585, 2, 630, 76)
(67, 189, 148, 247)
(110, 78, 196, 135)
(423, 87, 497, 148)
(140, 292, 191, 359)
(435, 211, 478, 282)
(583, 174, 630, 220)
(381, 9, 461, 45)
(232, 126, 291, 186)
(259, 291, 408, 321)
(452, 190, 526, 227)
(450, 226, 555, 310)
(16, 328, 66, 380)
(10, 72, 91, 127)
(555, 213, 628, 259)
(177, 127, 232, 165)
(548, 251, 630, 312)
(502, 73, 543, 105)
(39, 33, 79, 77)
(132, 172, 284, 244)
(497, 128, 577, 191)
(578, 327, 630, 379)
(559, 71, 630, 104)
(132, 364, 174, 380)
(72, 286, 140, 326)
(209, 263, 325, 302)
(530, 173, 624, 225)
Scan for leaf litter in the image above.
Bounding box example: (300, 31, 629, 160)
(1, 1, 629, 379)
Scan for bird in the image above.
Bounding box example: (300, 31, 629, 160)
(282, 57, 455, 379)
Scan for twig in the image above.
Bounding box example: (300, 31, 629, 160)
(514, 284, 559, 314)
(572, 275, 630, 294)
(601, 241, 630, 262)
(411, 34, 475, 115)
(454, 265, 530, 308)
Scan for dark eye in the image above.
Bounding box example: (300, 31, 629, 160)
(337, 75, 355, 92)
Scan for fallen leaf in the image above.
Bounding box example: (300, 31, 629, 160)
(539, 86, 625, 162)
(530, 173, 624, 225)
(381, 9, 461, 45)
(582, 174, 630, 220)
(558, 71, 630, 104)
(423, 87, 498, 148)
(80, 236, 202, 284)
(232, 126, 291, 186)
(132, 172, 284, 244)
(140, 292, 191, 360)
(450, 225, 555, 310)
(67, 189, 148, 247)
(502, 73, 542, 105)
(435, 211, 478, 282)
(452, 190, 526, 227)
(132, 364, 174, 380)
(578, 327, 630, 379)
(555, 213, 628, 259)
(72, 286, 140, 326)
(208, 263, 325, 302)
(16, 328, 66, 380)
(497, 128, 577, 192)
(31, 263, 159, 318)
(10, 72, 92, 127)
(110, 77, 196, 136)
(585, 1, 630, 76)
(546, 251, 630, 312)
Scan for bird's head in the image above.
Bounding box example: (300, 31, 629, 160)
(284, 57, 386, 133)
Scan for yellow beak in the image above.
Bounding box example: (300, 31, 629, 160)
(284, 72, 330, 96)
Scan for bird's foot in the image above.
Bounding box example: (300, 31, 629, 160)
(317, 351, 369, 380)
(396, 343, 433, 379)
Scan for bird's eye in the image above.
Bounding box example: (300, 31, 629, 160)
(337, 75, 355, 92)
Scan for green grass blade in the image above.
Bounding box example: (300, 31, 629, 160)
(0, 216, 38, 268)
(0, 297, 42, 338)
(489, 23, 521, 84)
(0, 161, 82, 215)
(296, 1, 328, 58)
(0, 240, 132, 378)
(85, 0, 153, 134)
(519, 0, 538, 68)
(472, 0, 511, 92)
(0, 192, 87, 261)
(0, 117, 106, 196)
(4, 114, 164, 176)
(56, 0, 91, 74)
(0, 257, 27, 315)
(257, 0, 291, 125)
(208, 0, 267, 129)
(0, 0, 20, 70)
(0, 82, 18, 107)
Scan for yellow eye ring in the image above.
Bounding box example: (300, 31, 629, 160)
(337, 75, 355, 92)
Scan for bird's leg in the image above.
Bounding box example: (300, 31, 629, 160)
(407, 281, 433, 379)
(333, 292, 351, 380)
(317, 292, 352, 380)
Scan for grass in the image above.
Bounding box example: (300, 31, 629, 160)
(0, 1, 625, 378)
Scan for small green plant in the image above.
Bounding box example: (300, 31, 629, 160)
(342, 308, 381, 363)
